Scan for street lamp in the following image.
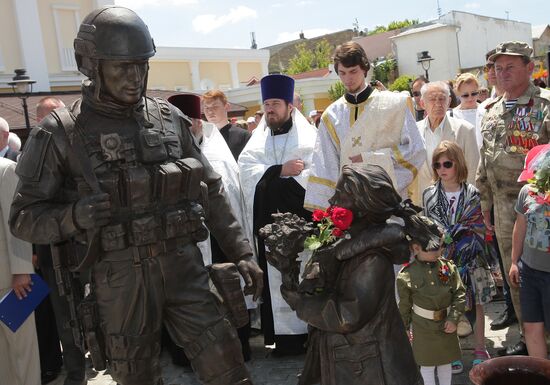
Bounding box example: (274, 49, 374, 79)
(417, 51, 434, 81)
(8, 69, 36, 130)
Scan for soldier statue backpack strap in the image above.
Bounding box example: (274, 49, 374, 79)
(50, 106, 103, 272)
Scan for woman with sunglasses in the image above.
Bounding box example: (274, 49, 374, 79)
(453, 73, 482, 146)
(422, 140, 497, 374)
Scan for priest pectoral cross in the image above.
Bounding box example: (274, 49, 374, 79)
(349, 136, 363, 163)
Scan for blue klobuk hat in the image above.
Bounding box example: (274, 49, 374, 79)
(260, 74, 295, 104)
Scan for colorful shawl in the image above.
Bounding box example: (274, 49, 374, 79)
(423, 181, 496, 310)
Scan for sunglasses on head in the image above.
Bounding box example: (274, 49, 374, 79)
(412, 91, 421, 97)
(460, 91, 479, 98)
(433, 161, 454, 169)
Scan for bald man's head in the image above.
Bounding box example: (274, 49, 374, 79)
(36, 97, 65, 122)
(0, 117, 10, 149)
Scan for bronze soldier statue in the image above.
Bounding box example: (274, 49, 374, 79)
(9, 6, 262, 385)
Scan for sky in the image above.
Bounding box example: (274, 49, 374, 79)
(113, 0, 550, 49)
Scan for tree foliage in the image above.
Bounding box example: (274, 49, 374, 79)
(286, 39, 333, 75)
(328, 81, 346, 101)
(389, 75, 414, 92)
(373, 58, 397, 86)
(314, 39, 332, 69)
(368, 19, 419, 35)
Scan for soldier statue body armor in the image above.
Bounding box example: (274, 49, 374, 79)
(10, 6, 261, 385)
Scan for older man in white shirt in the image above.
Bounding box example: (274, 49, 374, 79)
(416, 81, 480, 194)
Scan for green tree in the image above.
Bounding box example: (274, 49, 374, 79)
(286, 43, 315, 74)
(314, 39, 332, 69)
(286, 39, 332, 75)
(373, 58, 397, 85)
(369, 25, 387, 35)
(387, 19, 419, 31)
(328, 81, 346, 101)
(368, 19, 419, 35)
(389, 75, 414, 92)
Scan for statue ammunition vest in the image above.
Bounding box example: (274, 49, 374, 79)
(54, 97, 208, 257)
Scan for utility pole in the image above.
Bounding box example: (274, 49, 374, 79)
(436, 0, 442, 18)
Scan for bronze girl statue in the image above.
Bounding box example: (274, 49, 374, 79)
(261, 164, 441, 385)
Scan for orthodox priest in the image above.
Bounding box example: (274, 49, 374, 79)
(238, 74, 318, 355)
(304, 41, 426, 210)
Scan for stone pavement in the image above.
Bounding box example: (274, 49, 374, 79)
(51, 299, 519, 385)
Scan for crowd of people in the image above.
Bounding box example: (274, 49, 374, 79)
(0, 5, 549, 385)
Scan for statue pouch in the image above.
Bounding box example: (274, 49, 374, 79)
(163, 209, 189, 239)
(97, 172, 122, 208)
(154, 162, 182, 205)
(100, 224, 127, 251)
(138, 129, 168, 164)
(175, 158, 204, 201)
(123, 167, 151, 209)
(131, 216, 159, 246)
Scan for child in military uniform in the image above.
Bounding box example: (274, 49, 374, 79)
(397, 217, 466, 385)
(509, 144, 550, 358)
(422, 141, 497, 372)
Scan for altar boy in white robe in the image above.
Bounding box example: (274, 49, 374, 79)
(238, 74, 318, 355)
(304, 41, 426, 210)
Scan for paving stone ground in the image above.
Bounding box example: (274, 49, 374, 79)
(51, 299, 519, 385)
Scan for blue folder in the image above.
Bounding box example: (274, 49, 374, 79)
(0, 273, 50, 332)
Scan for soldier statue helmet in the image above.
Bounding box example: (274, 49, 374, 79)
(10, 5, 262, 385)
(74, 6, 155, 77)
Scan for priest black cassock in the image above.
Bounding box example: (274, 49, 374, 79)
(238, 74, 318, 355)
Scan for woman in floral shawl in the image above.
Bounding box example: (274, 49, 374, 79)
(423, 140, 497, 369)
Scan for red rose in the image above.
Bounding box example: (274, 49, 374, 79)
(331, 207, 353, 230)
(332, 228, 343, 237)
(485, 232, 493, 242)
(312, 209, 326, 222)
(326, 206, 334, 215)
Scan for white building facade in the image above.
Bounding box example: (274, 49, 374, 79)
(391, 11, 533, 82)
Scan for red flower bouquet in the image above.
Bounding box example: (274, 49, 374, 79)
(304, 206, 353, 251)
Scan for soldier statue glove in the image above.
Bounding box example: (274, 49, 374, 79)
(73, 193, 112, 230)
(237, 259, 264, 301)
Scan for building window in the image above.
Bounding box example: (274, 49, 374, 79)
(52, 5, 80, 72)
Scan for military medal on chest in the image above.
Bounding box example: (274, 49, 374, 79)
(506, 99, 542, 154)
